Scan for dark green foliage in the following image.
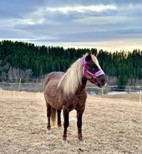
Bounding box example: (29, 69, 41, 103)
(0, 40, 142, 87)
(117, 76, 128, 91)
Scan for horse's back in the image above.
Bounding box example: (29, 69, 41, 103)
(44, 72, 64, 88)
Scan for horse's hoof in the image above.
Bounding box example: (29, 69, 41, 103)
(62, 140, 68, 144)
(46, 130, 52, 135)
(80, 141, 86, 145)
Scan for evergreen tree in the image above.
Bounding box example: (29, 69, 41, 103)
(0, 40, 142, 87)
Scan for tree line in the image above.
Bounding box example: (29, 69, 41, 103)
(0, 40, 142, 87)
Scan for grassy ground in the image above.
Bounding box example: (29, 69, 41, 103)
(0, 89, 142, 154)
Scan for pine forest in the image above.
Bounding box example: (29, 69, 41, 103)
(0, 40, 142, 87)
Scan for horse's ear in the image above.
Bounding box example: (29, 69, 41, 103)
(94, 51, 97, 56)
(85, 52, 92, 61)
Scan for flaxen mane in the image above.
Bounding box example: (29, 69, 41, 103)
(58, 58, 83, 95)
(57, 53, 101, 95)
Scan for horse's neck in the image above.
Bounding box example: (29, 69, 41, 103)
(76, 78, 87, 95)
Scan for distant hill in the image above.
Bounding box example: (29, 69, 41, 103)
(0, 40, 142, 87)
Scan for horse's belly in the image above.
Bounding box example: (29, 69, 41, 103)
(47, 98, 62, 110)
(46, 95, 63, 110)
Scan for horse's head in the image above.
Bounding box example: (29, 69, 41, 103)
(82, 53, 107, 88)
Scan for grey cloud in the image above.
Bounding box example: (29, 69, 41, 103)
(45, 0, 142, 6)
(29, 26, 142, 43)
(0, 0, 46, 19)
(1, 0, 142, 50)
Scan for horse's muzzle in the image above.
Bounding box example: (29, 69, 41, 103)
(96, 75, 107, 88)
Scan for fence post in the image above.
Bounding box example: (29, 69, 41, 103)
(139, 90, 141, 104)
(101, 88, 104, 97)
(18, 78, 21, 91)
(129, 86, 131, 100)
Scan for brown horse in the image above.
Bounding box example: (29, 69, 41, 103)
(44, 53, 107, 144)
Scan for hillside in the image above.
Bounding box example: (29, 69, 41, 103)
(0, 40, 142, 86)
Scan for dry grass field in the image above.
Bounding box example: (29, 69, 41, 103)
(0, 88, 142, 154)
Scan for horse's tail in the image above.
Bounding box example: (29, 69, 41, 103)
(51, 107, 56, 126)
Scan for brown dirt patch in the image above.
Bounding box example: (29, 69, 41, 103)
(0, 89, 142, 154)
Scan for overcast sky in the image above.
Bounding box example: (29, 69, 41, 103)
(0, 0, 142, 51)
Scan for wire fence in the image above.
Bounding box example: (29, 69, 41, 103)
(87, 85, 142, 104)
(87, 85, 142, 95)
(0, 81, 141, 104)
(0, 81, 44, 92)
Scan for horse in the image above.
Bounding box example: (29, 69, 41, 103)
(44, 52, 107, 144)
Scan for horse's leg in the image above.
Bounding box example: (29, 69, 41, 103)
(57, 110, 62, 127)
(46, 103, 52, 134)
(62, 107, 69, 144)
(77, 110, 86, 144)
